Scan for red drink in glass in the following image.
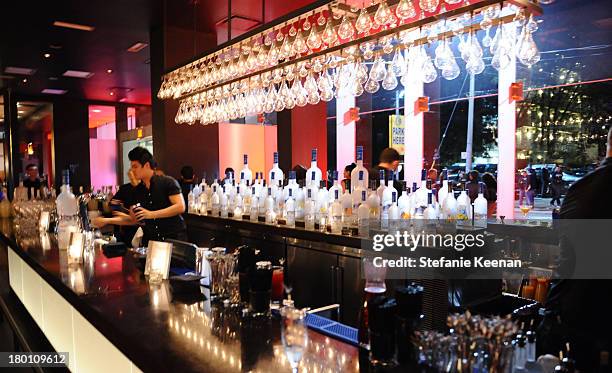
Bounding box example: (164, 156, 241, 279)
(271, 266, 284, 301)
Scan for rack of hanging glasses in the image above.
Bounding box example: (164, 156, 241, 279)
(157, 0, 543, 125)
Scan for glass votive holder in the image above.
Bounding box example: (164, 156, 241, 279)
(149, 271, 164, 285)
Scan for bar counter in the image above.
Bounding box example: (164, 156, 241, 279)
(0, 219, 362, 373)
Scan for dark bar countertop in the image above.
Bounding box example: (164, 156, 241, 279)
(0, 219, 361, 373)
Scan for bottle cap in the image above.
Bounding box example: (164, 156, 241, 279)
(356, 146, 363, 161)
(289, 171, 296, 179)
(243, 154, 248, 164)
(273, 152, 279, 163)
(311, 148, 317, 162)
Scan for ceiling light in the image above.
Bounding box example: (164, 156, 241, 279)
(49, 77, 59, 81)
(92, 109, 102, 113)
(4, 67, 37, 75)
(62, 70, 94, 79)
(44, 53, 51, 58)
(106, 69, 113, 73)
(109, 92, 115, 96)
(18, 110, 25, 114)
(53, 21, 95, 32)
(127, 42, 148, 53)
(41, 89, 67, 95)
(22, 78, 27, 83)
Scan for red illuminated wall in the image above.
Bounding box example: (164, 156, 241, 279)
(291, 102, 327, 177)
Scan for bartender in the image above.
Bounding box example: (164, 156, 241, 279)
(93, 147, 186, 245)
(96, 169, 141, 245)
(370, 147, 403, 191)
(23, 164, 42, 199)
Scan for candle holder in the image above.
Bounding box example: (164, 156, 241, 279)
(67, 232, 85, 265)
(144, 241, 173, 284)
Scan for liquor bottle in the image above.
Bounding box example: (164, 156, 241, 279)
(285, 188, 296, 228)
(284, 171, 299, 202)
(350, 146, 369, 192)
(258, 179, 267, 216)
(233, 186, 243, 220)
(423, 192, 437, 220)
(264, 187, 276, 224)
(388, 191, 400, 233)
(398, 182, 411, 220)
(352, 170, 367, 214)
(295, 186, 305, 220)
(253, 172, 262, 196)
(269, 152, 284, 186)
(330, 189, 342, 234)
(438, 169, 449, 206)
(56, 170, 80, 249)
(367, 182, 381, 229)
(220, 186, 229, 218)
(249, 188, 259, 221)
(376, 169, 386, 201)
(381, 175, 397, 229)
(187, 185, 195, 213)
(416, 169, 429, 210)
(456, 186, 471, 220)
(306, 148, 322, 186)
(240, 154, 253, 185)
(304, 188, 316, 230)
(526, 329, 536, 363)
(243, 185, 253, 211)
(340, 187, 353, 229)
(327, 170, 341, 203)
(473, 184, 488, 222)
(316, 180, 329, 231)
(358, 190, 370, 237)
(514, 334, 527, 370)
(443, 189, 458, 220)
(274, 179, 285, 216)
(211, 187, 220, 216)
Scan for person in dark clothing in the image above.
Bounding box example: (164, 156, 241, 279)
(527, 167, 537, 206)
(23, 164, 42, 200)
(538, 127, 612, 372)
(518, 170, 530, 206)
(481, 172, 497, 217)
(465, 170, 488, 203)
(369, 147, 402, 192)
(107, 169, 140, 245)
(549, 172, 563, 207)
(179, 165, 196, 208)
(93, 147, 186, 246)
(341, 163, 356, 191)
(222, 167, 235, 183)
(540, 167, 550, 197)
(292, 164, 307, 187)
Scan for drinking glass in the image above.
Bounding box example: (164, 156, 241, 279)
(281, 306, 308, 373)
(362, 257, 387, 294)
(519, 204, 532, 222)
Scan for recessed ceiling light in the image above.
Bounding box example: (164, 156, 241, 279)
(44, 53, 51, 58)
(4, 66, 37, 75)
(41, 89, 67, 95)
(106, 69, 113, 74)
(49, 44, 63, 49)
(92, 109, 102, 113)
(109, 92, 115, 96)
(62, 70, 94, 79)
(49, 77, 59, 81)
(53, 21, 95, 32)
(18, 110, 25, 114)
(22, 78, 27, 83)
(127, 42, 148, 53)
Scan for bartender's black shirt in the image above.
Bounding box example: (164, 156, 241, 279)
(133, 175, 186, 242)
(112, 183, 138, 208)
(23, 178, 42, 199)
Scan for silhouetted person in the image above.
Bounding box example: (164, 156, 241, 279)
(23, 164, 42, 199)
(179, 165, 196, 208)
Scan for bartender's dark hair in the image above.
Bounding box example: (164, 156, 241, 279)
(379, 147, 400, 163)
(128, 147, 157, 168)
(25, 164, 37, 170)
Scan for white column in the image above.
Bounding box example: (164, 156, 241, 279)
(336, 91, 356, 175)
(497, 41, 517, 219)
(403, 81, 425, 185)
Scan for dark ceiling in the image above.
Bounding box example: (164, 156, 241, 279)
(0, 0, 155, 105)
(0, 0, 317, 106)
